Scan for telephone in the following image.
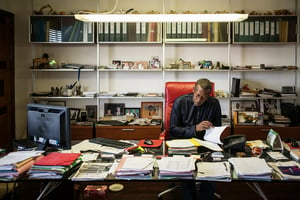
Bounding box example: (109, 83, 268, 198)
(223, 135, 246, 152)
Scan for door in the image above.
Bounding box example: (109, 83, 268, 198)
(0, 9, 15, 149)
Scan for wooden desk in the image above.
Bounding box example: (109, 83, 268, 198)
(95, 125, 162, 140)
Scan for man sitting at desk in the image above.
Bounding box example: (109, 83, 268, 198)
(170, 78, 222, 200)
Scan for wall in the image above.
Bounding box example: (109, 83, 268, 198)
(0, 0, 299, 139)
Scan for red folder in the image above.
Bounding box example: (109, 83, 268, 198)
(33, 152, 81, 166)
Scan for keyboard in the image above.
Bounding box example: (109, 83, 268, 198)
(89, 137, 134, 149)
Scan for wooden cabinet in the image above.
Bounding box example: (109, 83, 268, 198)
(234, 126, 300, 140)
(95, 125, 162, 140)
(71, 125, 94, 140)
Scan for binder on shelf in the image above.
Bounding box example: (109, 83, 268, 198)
(238, 22, 245, 42)
(127, 23, 136, 41)
(287, 17, 297, 42)
(275, 19, 280, 42)
(192, 22, 197, 38)
(197, 22, 203, 39)
(259, 20, 265, 42)
(62, 24, 73, 42)
(110, 22, 115, 42)
(88, 22, 93, 42)
(249, 20, 254, 42)
(141, 22, 147, 41)
(121, 22, 127, 41)
(98, 22, 104, 42)
(254, 19, 260, 42)
(212, 22, 219, 42)
(186, 22, 192, 38)
(171, 22, 177, 38)
(176, 22, 182, 39)
(104, 22, 110, 41)
(264, 18, 270, 42)
(233, 22, 239, 42)
(181, 22, 187, 38)
(243, 21, 249, 42)
(115, 22, 121, 41)
(147, 22, 157, 42)
(166, 22, 172, 39)
(136, 22, 141, 41)
(269, 19, 276, 42)
(83, 22, 88, 42)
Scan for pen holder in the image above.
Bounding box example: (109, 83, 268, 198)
(67, 89, 73, 97)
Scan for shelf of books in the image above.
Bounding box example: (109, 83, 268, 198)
(233, 15, 297, 44)
(30, 15, 94, 43)
(164, 22, 229, 44)
(97, 22, 162, 43)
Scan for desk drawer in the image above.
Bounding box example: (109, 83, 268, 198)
(71, 125, 94, 140)
(95, 125, 162, 140)
(234, 126, 300, 140)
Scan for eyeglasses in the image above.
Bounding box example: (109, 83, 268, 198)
(193, 92, 209, 100)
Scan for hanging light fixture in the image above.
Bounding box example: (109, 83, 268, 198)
(75, 0, 248, 23)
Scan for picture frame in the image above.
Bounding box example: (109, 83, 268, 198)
(141, 102, 163, 119)
(231, 100, 258, 112)
(263, 99, 280, 115)
(125, 107, 140, 118)
(69, 108, 81, 121)
(104, 103, 125, 116)
(237, 111, 259, 124)
(86, 105, 97, 121)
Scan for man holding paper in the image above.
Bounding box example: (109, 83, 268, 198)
(170, 78, 222, 200)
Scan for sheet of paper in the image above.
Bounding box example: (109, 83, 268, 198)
(204, 126, 227, 144)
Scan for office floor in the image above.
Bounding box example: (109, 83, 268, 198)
(1, 181, 300, 200)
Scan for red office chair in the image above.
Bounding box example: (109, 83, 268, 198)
(160, 81, 214, 141)
(158, 81, 221, 200)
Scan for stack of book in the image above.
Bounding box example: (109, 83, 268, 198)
(112, 155, 154, 179)
(28, 152, 82, 179)
(166, 139, 198, 155)
(0, 151, 44, 181)
(157, 156, 195, 179)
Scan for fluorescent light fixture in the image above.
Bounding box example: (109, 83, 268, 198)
(75, 13, 248, 23)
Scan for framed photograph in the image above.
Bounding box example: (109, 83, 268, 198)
(47, 100, 66, 107)
(141, 102, 163, 119)
(231, 100, 258, 112)
(104, 103, 125, 116)
(238, 111, 259, 124)
(70, 108, 81, 121)
(122, 61, 134, 70)
(263, 99, 280, 115)
(125, 107, 140, 118)
(86, 105, 97, 121)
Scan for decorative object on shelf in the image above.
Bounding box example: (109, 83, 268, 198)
(70, 108, 81, 121)
(86, 105, 97, 121)
(141, 102, 163, 119)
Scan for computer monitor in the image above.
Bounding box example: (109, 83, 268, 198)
(27, 103, 71, 150)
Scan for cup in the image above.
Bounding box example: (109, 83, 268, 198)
(67, 89, 73, 97)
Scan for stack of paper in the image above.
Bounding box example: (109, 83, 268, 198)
(196, 161, 231, 182)
(157, 156, 196, 179)
(0, 151, 44, 181)
(228, 157, 272, 181)
(71, 161, 113, 181)
(28, 152, 82, 179)
(268, 161, 300, 180)
(166, 139, 198, 155)
(113, 156, 154, 179)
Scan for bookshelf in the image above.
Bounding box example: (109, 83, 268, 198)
(30, 15, 94, 43)
(28, 0, 299, 139)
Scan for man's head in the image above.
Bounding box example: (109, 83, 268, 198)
(193, 78, 212, 106)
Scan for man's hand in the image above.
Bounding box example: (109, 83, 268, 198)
(196, 121, 213, 132)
